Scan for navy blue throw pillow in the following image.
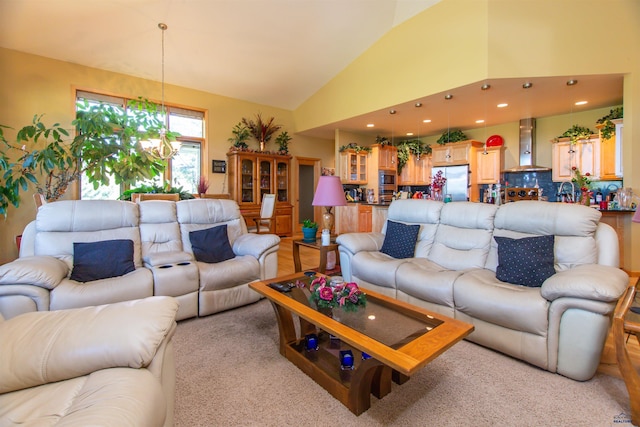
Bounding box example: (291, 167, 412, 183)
(189, 225, 236, 263)
(70, 239, 135, 282)
(380, 220, 420, 259)
(494, 235, 556, 287)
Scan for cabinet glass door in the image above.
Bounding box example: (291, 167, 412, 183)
(241, 158, 255, 203)
(259, 159, 273, 201)
(276, 161, 289, 202)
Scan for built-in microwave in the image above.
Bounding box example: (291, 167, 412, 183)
(379, 170, 396, 186)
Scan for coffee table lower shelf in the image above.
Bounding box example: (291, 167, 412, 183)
(281, 327, 406, 415)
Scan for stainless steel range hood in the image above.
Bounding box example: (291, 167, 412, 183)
(502, 118, 551, 172)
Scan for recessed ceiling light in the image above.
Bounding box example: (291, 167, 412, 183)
(389, 109, 397, 114)
(523, 82, 533, 89)
(481, 84, 491, 90)
(575, 100, 588, 105)
(497, 103, 508, 108)
(567, 79, 578, 86)
(423, 119, 432, 123)
(475, 119, 485, 124)
(366, 123, 374, 128)
(406, 132, 414, 136)
(444, 94, 453, 100)
(415, 102, 422, 107)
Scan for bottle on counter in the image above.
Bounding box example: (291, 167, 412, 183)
(487, 184, 494, 204)
(595, 190, 603, 204)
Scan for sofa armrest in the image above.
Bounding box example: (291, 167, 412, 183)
(143, 251, 194, 267)
(233, 233, 280, 259)
(336, 232, 384, 255)
(0, 296, 179, 394)
(541, 264, 629, 303)
(0, 256, 68, 290)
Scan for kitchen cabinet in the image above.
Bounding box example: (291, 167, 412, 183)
(336, 203, 373, 234)
(227, 151, 292, 236)
(596, 119, 623, 180)
(431, 140, 484, 166)
(476, 147, 505, 184)
(374, 145, 397, 170)
(551, 136, 597, 182)
(398, 154, 432, 186)
(340, 150, 368, 184)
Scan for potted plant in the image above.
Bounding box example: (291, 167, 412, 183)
(196, 176, 209, 198)
(596, 107, 623, 140)
(274, 131, 292, 155)
(396, 139, 432, 174)
(242, 113, 281, 152)
(119, 182, 195, 201)
(302, 219, 318, 242)
(555, 124, 595, 145)
(436, 129, 467, 145)
(0, 98, 178, 217)
(227, 122, 251, 151)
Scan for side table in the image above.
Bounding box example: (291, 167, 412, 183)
(292, 238, 340, 274)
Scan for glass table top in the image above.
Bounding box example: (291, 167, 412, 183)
(278, 274, 443, 349)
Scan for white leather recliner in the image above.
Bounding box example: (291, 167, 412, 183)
(0, 296, 179, 426)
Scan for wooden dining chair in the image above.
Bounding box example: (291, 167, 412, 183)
(612, 282, 640, 426)
(247, 193, 276, 234)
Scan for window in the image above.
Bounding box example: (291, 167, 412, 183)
(76, 90, 205, 199)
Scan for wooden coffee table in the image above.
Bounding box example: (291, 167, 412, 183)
(249, 273, 474, 415)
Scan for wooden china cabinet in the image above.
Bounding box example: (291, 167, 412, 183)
(227, 151, 293, 236)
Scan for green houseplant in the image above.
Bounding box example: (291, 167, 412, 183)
(396, 139, 432, 174)
(556, 124, 594, 145)
(436, 129, 467, 145)
(274, 131, 292, 154)
(0, 98, 178, 217)
(227, 122, 251, 151)
(302, 219, 318, 242)
(596, 107, 623, 140)
(119, 182, 195, 201)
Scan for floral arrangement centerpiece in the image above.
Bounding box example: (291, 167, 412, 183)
(430, 170, 447, 201)
(571, 166, 592, 205)
(305, 276, 366, 312)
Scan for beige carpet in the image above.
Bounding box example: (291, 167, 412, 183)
(173, 299, 633, 426)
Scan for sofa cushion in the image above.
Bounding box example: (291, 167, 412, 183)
(494, 235, 555, 287)
(189, 225, 236, 264)
(380, 220, 420, 259)
(351, 251, 407, 290)
(454, 269, 549, 336)
(396, 258, 463, 308)
(70, 239, 135, 282)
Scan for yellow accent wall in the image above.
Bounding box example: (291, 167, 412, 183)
(0, 48, 333, 264)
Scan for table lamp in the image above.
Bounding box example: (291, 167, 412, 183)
(312, 175, 347, 234)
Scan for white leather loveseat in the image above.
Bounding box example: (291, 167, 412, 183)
(337, 199, 629, 381)
(0, 199, 280, 320)
(0, 296, 179, 426)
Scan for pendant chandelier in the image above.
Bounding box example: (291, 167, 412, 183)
(142, 22, 181, 159)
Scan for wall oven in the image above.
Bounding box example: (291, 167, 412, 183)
(378, 170, 397, 203)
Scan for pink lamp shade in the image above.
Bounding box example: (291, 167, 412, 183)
(312, 176, 347, 207)
(633, 208, 640, 223)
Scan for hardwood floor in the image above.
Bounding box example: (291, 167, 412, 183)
(275, 237, 640, 380)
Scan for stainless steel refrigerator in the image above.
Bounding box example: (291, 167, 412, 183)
(431, 165, 470, 201)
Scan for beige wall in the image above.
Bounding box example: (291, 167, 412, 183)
(0, 48, 334, 264)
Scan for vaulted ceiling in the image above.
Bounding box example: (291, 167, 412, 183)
(0, 0, 624, 140)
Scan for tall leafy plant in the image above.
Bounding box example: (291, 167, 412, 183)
(242, 113, 281, 150)
(0, 98, 177, 217)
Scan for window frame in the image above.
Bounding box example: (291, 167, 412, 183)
(74, 88, 207, 198)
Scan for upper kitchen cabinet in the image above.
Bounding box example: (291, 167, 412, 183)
(431, 140, 484, 166)
(340, 149, 368, 184)
(551, 136, 598, 182)
(373, 144, 397, 170)
(476, 146, 505, 184)
(398, 153, 432, 186)
(596, 118, 623, 180)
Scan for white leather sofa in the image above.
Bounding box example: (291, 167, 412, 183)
(0, 296, 179, 427)
(337, 199, 629, 381)
(0, 199, 280, 320)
